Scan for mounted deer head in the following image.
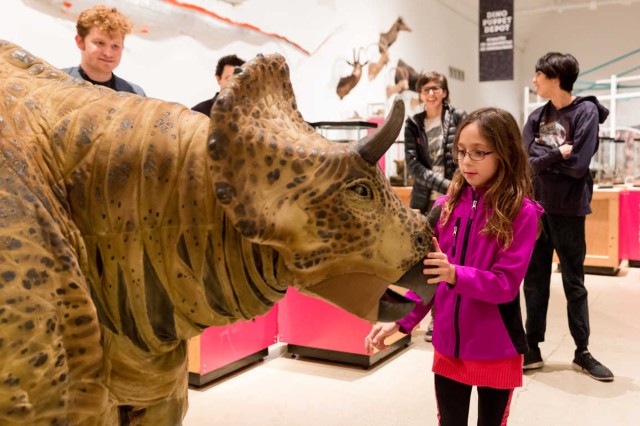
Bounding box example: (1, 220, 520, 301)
(378, 17, 412, 53)
(336, 48, 368, 100)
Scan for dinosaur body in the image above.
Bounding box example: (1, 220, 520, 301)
(0, 40, 435, 424)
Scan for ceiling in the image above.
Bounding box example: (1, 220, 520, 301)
(438, 0, 640, 44)
(450, 0, 640, 16)
(514, 0, 640, 14)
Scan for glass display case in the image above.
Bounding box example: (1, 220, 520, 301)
(593, 137, 618, 188)
(309, 121, 377, 143)
(309, 120, 386, 172)
(633, 138, 640, 187)
(613, 137, 627, 185)
(387, 140, 411, 186)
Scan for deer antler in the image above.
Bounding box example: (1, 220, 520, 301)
(336, 48, 368, 100)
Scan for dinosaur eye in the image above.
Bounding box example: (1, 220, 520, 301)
(348, 183, 373, 199)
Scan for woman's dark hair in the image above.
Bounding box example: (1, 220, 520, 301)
(535, 52, 580, 92)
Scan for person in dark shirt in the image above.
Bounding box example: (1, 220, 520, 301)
(522, 52, 613, 382)
(63, 4, 145, 96)
(192, 54, 245, 116)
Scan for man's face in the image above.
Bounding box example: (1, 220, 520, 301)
(75, 27, 125, 80)
(215, 65, 238, 89)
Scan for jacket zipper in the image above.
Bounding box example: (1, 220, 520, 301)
(454, 190, 480, 358)
(451, 218, 461, 258)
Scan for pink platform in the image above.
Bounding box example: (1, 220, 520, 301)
(618, 188, 640, 264)
(278, 288, 372, 354)
(189, 306, 278, 386)
(277, 288, 410, 367)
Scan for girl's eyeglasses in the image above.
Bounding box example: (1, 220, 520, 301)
(453, 149, 494, 162)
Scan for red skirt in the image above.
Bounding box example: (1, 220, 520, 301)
(432, 349, 523, 389)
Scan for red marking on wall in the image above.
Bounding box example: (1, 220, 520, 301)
(162, 0, 310, 55)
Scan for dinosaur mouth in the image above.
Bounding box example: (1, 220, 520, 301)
(382, 260, 437, 321)
(299, 260, 435, 323)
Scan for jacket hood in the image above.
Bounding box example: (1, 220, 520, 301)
(574, 95, 610, 124)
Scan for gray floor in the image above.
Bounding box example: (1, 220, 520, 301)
(184, 264, 640, 425)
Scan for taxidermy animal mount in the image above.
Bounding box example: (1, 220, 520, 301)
(369, 17, 412, 81)
(385, 59, 421, 99)
(368, 49, 390, 81)
(0, 40, 438, 425)
(336, 48, 368, 99)
(378, 17, 412, 53)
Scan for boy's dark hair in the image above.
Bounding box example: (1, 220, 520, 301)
(535, 52, 580, 92)
(215, 55, 245, 78)
(415, 71, 450, 103)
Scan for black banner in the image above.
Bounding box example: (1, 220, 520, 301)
(479, 0, 514, 81)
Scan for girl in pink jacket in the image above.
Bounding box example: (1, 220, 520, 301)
(366, 107, 543, 425)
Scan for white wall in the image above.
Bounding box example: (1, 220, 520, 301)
(519, 5, 640, 84)
(517, 4, 640, 130)
(2, 0, 638, 126)
(1, 0, 488, 122)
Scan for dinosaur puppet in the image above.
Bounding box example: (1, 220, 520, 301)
(0, 40, 438, 425)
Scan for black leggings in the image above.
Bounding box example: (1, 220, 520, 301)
(435, 374, 514, 426)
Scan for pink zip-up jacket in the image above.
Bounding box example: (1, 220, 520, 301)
(397, 186, 543, 360)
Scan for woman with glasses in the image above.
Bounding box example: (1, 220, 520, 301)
(404, 71, 466, 342)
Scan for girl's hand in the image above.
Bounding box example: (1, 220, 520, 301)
(364, 322, 400, 353)
(423, 237, 457, 285)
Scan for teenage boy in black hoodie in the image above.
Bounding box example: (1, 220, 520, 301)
(521, 52, 613, 382)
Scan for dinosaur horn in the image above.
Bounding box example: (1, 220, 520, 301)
(353, 98, 405, 165)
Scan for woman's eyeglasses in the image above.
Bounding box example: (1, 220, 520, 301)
(421, 86, 442, 94)
(453, 149, 494, 162)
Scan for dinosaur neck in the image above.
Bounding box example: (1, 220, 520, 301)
(49, 93, 291, 351)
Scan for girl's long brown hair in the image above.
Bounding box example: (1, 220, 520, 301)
(441, 107, 535, 249)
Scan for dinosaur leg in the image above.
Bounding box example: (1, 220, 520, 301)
(102, 328, 189, 425)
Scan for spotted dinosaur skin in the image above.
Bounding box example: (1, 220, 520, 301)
(0, 40, 436, 425)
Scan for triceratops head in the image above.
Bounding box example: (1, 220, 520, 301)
(207, 54, 437, 322)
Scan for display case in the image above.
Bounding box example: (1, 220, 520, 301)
(592, 136, 628, 187)
(309, 120, 384, 171)
(387, 141, 413, 187)
(309, 121, 377, 143)
(633, 138, 640, 187)
(593, 137, 616, 188)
